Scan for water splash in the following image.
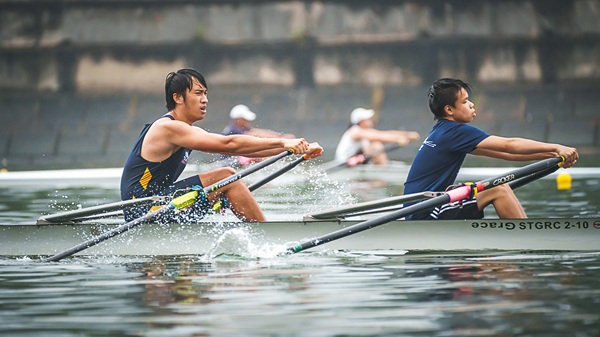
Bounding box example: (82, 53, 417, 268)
(202, 227, 288, 260)
(251, 164, 357, 220)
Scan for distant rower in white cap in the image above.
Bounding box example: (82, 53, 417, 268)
(222, 104, 294, 166)
(335, 107, 420, 166)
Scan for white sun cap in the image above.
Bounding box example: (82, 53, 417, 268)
(350, 107, 375, 124)
(230, 104, 257, 121)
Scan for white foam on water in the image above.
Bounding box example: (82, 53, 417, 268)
(202, 227, 289, 260)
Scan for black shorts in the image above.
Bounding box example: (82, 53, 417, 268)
(428, 199, 484, 220)
(124, 175, 210, 223)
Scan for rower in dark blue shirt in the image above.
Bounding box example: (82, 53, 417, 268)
(404, 78, 578, 220)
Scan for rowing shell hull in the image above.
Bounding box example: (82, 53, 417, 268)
(1, 217, 599, 257)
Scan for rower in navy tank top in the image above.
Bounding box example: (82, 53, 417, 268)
(118, 68, 323, 223)
(120, 114, 201, 221)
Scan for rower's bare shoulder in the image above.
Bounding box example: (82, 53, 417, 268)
(152, 118, 199, 135)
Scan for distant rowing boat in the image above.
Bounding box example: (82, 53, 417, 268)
(2, 216, 599, 257)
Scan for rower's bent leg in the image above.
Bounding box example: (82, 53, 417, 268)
(199, 168, 266, 222)
(476, 184, 526, 219)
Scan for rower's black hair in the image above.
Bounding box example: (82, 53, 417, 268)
(165, 69, 208, 111)
(428, 78, 472, 120)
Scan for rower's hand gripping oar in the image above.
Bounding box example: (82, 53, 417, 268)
(284, 156, 565, 255)
(43, 149, 295, 262)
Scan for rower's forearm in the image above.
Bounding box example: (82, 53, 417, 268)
(504, 152, 556, 161)
(506, 138, 562, 155)
(223, 135, 286, 155)
(242, 148, 287, 157)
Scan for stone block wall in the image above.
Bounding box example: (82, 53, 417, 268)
(0, 0, 599, 170)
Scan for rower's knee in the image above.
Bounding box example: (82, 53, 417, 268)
(476, 184, 515, 209)
(495, 184, 515, 196)
(209, 167, 236, 180)
(200, 167, 239, 189)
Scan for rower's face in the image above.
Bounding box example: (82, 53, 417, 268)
(446, 88, 476, 123)
(358, 118, 374, 128)
(184, 78, 208, 120)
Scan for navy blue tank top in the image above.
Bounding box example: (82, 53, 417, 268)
(120, 114, 192, 201)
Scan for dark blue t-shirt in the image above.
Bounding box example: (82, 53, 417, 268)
(403, 119, 489, 219)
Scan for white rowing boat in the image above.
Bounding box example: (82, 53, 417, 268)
(2, 216, 599, 257)
(2, 157, 597, 260)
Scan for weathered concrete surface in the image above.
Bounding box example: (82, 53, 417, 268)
(1, 84, 598, 170)
(0, 0, 599, 170)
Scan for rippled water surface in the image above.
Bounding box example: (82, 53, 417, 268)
(2, 252, 600, 337)
(1, 162, 599, 336)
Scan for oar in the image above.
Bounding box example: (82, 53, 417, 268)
(248, 154, 310, 191)
(284, 157, 564, 255)
(508, 163, 561, 190)
(43, 191, 198, 262)
(324, 142, 403, 173)
(317, 164, 563, 220)
(306, 192, 440, 220)
(37, 196, 166, 225)
(353, 162, 562, 219)
(38, 150, 296, 225)
(43, 149, 295, 262)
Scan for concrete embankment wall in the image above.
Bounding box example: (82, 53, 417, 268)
(1, 0, 599, 170)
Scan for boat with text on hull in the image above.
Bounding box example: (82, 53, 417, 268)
(2, 217, 599, 257)
(4, 157, 597, 260)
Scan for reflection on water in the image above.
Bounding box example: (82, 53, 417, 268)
(1, 251, 599, 336)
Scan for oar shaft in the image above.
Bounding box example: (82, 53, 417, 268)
(509, 165, 561, 190)
(43, 205, 173, 262)
(287, 196, 449, 254)
(43, 150, 295, 262)
(37, 196, 164, 224)
(307, 192, 435, 220)
(286, 157, 564, 254)
(203, 149, 293, 193)
(249, 155, 307, 191)
(474, 157, 562, 193)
